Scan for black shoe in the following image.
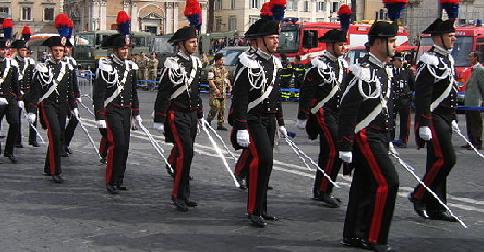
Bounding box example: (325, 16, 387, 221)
(189, 175, 193, 181)
(236, 176, 247, 190)
(166, 165, 174, 177)
(372, 244, 396, 252)
(267, 185, 273, 190)
(43, 172, 50, 176)
(392, 139, 407, 148)
(52, 175, 64, 184)
(172, 198, 188, 212)
(408, 193, 429, 219)
(340, 237, 372, 250)
(100, 156, 106, 164)
(15, 144, 24, 148)
(106, 184, 119, 194)
(185, 199, 198, 207)
(216, 126, 228, 131)
(4, 153, 18, 164)
(116, 185, 128, 191)
(262, 214, 279, 221)
(315, 192, 341, 208)
(248, 215, 267, 228)
(65, 146, 72, 154)
(29, 141, 40, 147)
(461, 144, 471, 149)
(428, 211, 458, 222)
(60, 149, 69, 157)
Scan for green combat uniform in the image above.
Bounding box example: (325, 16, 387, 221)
(207, 64, 229, 128)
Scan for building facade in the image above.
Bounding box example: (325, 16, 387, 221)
(0, 0, 64, 35)
(63, 0, 208, 35)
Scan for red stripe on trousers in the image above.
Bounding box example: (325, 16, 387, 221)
(357, 129, 388, 244)
(316, 109, 337, 192)
(99, 135, 107, 156)
(414, 123, 445, 200)
(247, 136, 259, 215)
(168, 111, 185, 199)
(105, 120, 115, 184)
(40, 102, 56, 176)
(235, 149, 250, 176)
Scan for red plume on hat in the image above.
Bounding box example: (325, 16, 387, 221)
(270, 0, 286, 21)
(260, 2, 274, 20)
(184, 0, 202, 31)
(21, 25, 32, 42)
(383, 0, 408, 21)
(55, 13, 71, 38)
(338, 4, 352, 32)
(440, 0, 459, 19)
(2, 18, 12, 40)
(116, 11, 131, 36)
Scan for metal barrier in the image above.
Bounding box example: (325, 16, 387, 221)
(77, 70, 95, 98)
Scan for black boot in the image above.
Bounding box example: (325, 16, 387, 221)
(185, 199, 198, 207)
(172, 198, 188, 212)
(4, 153, 18, 164)
(408, 193, 429, 219)
(428, 211, 457, 222)
(315, 192, 341, 208)
(248, 215, 266, 228)
(106, 184, 119, 194)
(236, 176, 247, 190)
(52, 175, 64, 184)
(29, 141, 40, 147)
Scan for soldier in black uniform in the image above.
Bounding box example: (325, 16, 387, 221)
(230, 19, 287, 228)
(390, 52, 415, 148)
(25, 36, 77, 183)
(93, 11, 140, 194)
(338, 21, 399, 252)
(12, 27, 39, 148)
(297, 29, 348, 208)
(409, 18, 458, 222)
(153, 26, 203, 211)
(0, 35, 21, 163)
(63, 42, 81, 155)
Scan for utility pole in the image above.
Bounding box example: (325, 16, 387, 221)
(207, 0, 214, 33)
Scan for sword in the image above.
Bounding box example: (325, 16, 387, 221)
(452, 123, 484, 160)
(137, 120, 174, 174)
(203, 121, 237, 161)
(22, 111, 45, 144)
(73, 113, 101, 158)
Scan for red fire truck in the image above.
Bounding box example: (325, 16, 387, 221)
(417, 24, 484, 100)
(277, 19, 410, 63)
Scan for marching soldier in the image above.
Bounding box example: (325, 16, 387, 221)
(207, 52, 231, 130)
(153, 26, 204, 212)
(12, 25, 39, 148)
(24, 15, 79, 183)
(390, 52, 415, 148)
(0, 18, 20, 163)
(297, 29, 348, 208)
(63, 36, 81, 155)
(338, 21, 399, 251)
(93, 11, 141, 194)
(409, 18, 458, 222)
(230, 17, 287, 227)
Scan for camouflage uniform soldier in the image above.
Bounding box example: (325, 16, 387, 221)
(148, 52, 159, 81)
(207, 53, 231, 130)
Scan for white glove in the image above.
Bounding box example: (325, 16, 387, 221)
(18, 100, 24, 110)
(339, 151, 352, 163)
(389, 142, 397, 155)
(26, 113, 36, 124)
(296, 119, 307, 129)
(76, 97, 82, 103)
(278, 126, 288, 138)
(236, 130, 250, 148)
(72, 108, 79, 119)
(451, 120, 459, 132)
(96, 120, 107, 129)
(0, 97, 8, 105)
(153, 122, 164, 132)
(419, 126, 432, 141)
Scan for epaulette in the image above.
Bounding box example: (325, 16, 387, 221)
(311, 56, 329, 69)
(98, 58, 113, 72)
(35, 63, 49, 73)
(28, 58, 35, 65)
(348, 63, 371, 82)
(191, 56, 202, 68)
(385, 66, 394, 78)
(127, 60, 139, 70)
(273, 57, 282, 69)
(164, 57, 179, 70)
(418, 52, 439, 66)
(238, 52, 260, 69)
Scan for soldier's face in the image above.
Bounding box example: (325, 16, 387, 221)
(379, 37, 397, 58)
(51, 46, 65, 61)
(17, 48, 29, 58)
(114, 46, 130, 60)
(259, 35, 279, 53)
(443, 32, 456, 49)
(182, 38, 198, 55)
(333, 42, 345, 57)
(64, 47, 72, 56)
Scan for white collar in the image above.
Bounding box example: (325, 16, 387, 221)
(177, 50, 191, 60)
(433, 45, 451, 56)
(256, 49, 272, 60)
(111, 53, 125, 65)
(16, 55, 25, 62)
(368, 52, 385, 68)
(322, 50, 337, 62)
(472, 63, 480, 69)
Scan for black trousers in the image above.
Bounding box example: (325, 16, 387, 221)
(39, 102, 67, 175)
(166, 110, 198, 201)
(313, 109, 342, 195)
(105, 107, 132, 186)
(246, 115, 276, 216)
(0, 102, 20, 155)
(17, 107, 38, 144)
(343, 128, 399, 245)
(465, 110, 483, 148)
(234, 149, 250, 178)
(412, 114, 456, 213)
(99, 128, 108, 158)
(391, 96, 412, 143)
(64, 115, 79, 148)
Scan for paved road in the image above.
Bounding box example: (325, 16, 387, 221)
(0, 90, 483, 252)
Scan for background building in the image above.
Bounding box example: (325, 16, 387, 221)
(0, 0, 64, 36)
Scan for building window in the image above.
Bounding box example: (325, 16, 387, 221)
(21, 7, 32, 21)
(228, 16, 237, 31)
(215, 0, 222, 10)
(250, 0, 260, 9)
(331, 2, 339, 12)
(304, 1, 309, 12)
(287, 0, 295, 10)
(215, 16, 222, 32)
(249, 15, 259, 25)
(0, 7, 9, 15)
(317, 2, 326, 12)
(230, 0, 236, 10)
(44, 8, 54, 21)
